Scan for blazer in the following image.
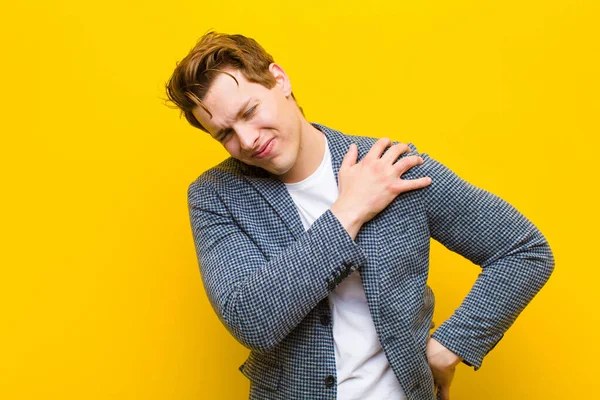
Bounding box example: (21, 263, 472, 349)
(187, 122, 555, 400)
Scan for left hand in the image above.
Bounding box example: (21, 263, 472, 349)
(426, 337, 463, 400)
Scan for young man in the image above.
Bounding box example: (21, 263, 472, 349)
(166, 32, 554, 400)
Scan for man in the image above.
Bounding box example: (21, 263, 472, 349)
(166, 32, 554, 400)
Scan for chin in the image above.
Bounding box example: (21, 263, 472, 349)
(268, 162, 293, 177)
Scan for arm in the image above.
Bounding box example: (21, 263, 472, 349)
(406, 144, 555, 371)
(189, 139, 430, 353)
(188, 175, 367, 352)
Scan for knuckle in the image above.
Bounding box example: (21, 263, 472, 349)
(409, 155, 422, 165)
(371, 162, 383, 174)
(395, 143, 409, 153)
(392, 143, 404, 152)
(379, 138, 391, 148)
(397, 157, 411, 169)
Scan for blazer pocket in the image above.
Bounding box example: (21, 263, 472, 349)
(238, 353, 283, 392)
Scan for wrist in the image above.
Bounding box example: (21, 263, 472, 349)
(426, 338, 463, 369)
(330, 202, 364, 239)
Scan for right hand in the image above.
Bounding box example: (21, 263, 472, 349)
(331, 137, 432, 232)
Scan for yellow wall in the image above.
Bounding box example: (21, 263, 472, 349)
(2, 1, 598, 399)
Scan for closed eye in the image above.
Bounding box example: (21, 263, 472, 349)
(244, 105, 258, 118)
(217, 129, 233, 142)
(216, 103, 259, 142)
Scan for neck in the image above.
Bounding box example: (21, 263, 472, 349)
(278, 119, 325, 184)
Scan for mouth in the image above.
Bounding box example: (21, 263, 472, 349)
(253, 138, 274, 159)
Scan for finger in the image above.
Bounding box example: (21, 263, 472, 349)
(341, 143, 358, 169)
(440, 385, 451, 400)
(393, 154, 424, 175)
(390, 176, 432, 193)
(435, 385, 442, 400)
(363, 137, 392, 163)
(381, 142, 411, 164)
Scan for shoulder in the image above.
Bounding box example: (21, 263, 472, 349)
(343, 132, 422, 161)
(187, 157, 252, 200)
(315, 122, 421, 157)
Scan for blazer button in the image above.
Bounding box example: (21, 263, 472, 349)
(320, 314, 331, 326)
(324, 375, 335, 387)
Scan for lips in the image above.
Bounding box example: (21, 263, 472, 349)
(253, 138, 274, 158)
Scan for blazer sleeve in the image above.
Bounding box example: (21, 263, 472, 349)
(405, 143, 555, 371)
(187, 174, 367, 352)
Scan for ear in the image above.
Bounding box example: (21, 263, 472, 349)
(269, 63, 292, 97)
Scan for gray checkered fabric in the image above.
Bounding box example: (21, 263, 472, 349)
(187, 122, 555, 400)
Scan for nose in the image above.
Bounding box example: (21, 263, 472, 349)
(236, 124, 259, 153)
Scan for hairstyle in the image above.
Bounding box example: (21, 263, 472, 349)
(165, 31, 303, 133)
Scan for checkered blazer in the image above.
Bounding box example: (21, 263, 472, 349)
(187, 122, 555, 400)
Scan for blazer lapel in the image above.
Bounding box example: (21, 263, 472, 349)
(242, 171, 306, 241)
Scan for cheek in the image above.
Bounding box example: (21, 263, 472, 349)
(255, 111, 275, 127)
(224, 141, 241, 157)
(258, 98, 283, 126)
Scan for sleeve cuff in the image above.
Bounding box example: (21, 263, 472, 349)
(430, 323, 504, 372)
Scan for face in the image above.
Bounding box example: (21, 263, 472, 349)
(192, 64, 303, 179)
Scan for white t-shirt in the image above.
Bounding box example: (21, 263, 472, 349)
(284, 136, 407, 400)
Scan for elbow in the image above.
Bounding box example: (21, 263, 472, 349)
(506, 227, 555, 291)
(242, 335, 282, 353)
(231, 326, 282, 353)
(541, 240, 555, 282)
(221, 308, 284, 353)
(527, 236, 555, 288)
(212, 281, 286, 353)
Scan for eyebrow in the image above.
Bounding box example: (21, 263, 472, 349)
(214, 98, 254, 139)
